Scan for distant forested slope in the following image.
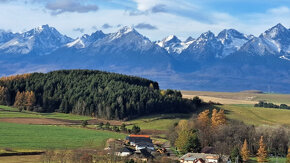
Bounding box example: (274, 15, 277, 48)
(0, 70, 201, 120)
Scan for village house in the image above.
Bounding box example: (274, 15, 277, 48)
(179, 153, 231, 163)
(135, 141, 154, 151)
(115, 147, 135, 157)
(126, 135, 153, 147)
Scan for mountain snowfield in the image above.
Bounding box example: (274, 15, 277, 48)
(0, 23, 289, 93)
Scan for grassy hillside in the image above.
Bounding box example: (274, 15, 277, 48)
(182, 90, 290, 105)
(0, 105, 92, 120)
(127, 114, 190, 130)
(219, 104, 290, 126)
(0, 122, 125, 150)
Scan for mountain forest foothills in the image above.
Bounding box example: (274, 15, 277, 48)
(0, 70, 202, 120)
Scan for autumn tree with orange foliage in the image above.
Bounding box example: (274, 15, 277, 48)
(196, 110, 211, 147)
(14, 91, 36, 111)
(197, 109, 210, 128)
(211, 109, 226, 128)
(0, 73, 31, 81)
(25, 91, 36, 111)
(241, 139, 250, 162)
(257, 136, 268, 162)
(14, 91, 26, 108)
(0, 86, 9, 105)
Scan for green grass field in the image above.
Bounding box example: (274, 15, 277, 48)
(127, 114, 190, 130)
(220, 104, 290, 126)
(0, 122, 125, 150)
(0, 105, 92, 120)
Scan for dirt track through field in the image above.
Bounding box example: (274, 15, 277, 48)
(0, 118, 79, 125)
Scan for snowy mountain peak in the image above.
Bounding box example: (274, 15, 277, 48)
(0, 25, 73, 55)
(35, 24, 50, 32)
(199, 31, 215, 40)
(218, 29, 248, 41)
(262, 23, 288, 39)
(217, 29, 250, 57)
(157, 35, 181, 47)
(185, 36, 195, 42)
(67, 30, 106, 48)
(118, 26, 135, 34)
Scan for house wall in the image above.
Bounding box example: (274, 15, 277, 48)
(115, 152, 131, 157)
(206, 158, 218, 163)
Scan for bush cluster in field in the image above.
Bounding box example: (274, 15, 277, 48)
(254, 101, 290, 110)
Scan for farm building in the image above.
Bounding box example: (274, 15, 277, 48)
(126, 135, 153, 147)
(179, 153, 231, 163)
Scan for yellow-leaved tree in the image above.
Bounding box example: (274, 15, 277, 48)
(211, 108, 218, 128)
(197, 109, 210, 128)
(14, 91, 25, 108)
(241, 139, 250, 162)
(211, 109, 226, 128)
(257, 136, 268, 162)
(0, 86, 8, 105)
(25, 91, 36, 111)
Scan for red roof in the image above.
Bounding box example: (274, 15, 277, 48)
(129, 135, 150, 138)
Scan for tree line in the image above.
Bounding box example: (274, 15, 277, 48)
(168, 109, 290, 162)
(254, 101, 290, 110)
(0, 70, 204, 120)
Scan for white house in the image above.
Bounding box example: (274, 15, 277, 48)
(135, 142, 154, 151)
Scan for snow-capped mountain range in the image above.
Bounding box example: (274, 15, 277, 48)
(0, 23, 289, 93)
(0, 23, 289, 59)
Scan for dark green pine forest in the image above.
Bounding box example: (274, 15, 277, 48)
(0, 70, 202, 120)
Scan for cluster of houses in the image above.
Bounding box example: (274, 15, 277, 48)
(111, 135, 155, 162)
(106, 135, 231, 163)
(179, 153, 231, 163)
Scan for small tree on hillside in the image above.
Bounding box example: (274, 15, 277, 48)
(120, 123, 127, 132)
(131, 125, 141, 134)
(241, 139, 250, 162)
(98, 122, 104, 129)
(82, 120, 88, 127)
(105, 122, 111, 130)
(257, 136, 268, 162)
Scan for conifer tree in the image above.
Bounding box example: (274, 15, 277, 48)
(197, 109, 210, 128)
(217, 109, 226, 125)
(211, 109, 226, 128)
(257, 136, 268, 162)
(211, 108, 218, 128)
(0, 86, 8, 105)
(14, 91, 26, 109)
(25, 91, 36, 111)
(241, 139, 250, 162)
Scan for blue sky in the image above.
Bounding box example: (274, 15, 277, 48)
(0, 0, 289, 40)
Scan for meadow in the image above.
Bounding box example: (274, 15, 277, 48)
(126, 114, 190, 130)
(0, 122, 125, 150)
(218, 104, 290, 126)
(0, 105, 92, 121)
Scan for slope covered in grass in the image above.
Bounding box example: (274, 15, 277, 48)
(220, 104, 290, 126)
(0, 122, 125, 150)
